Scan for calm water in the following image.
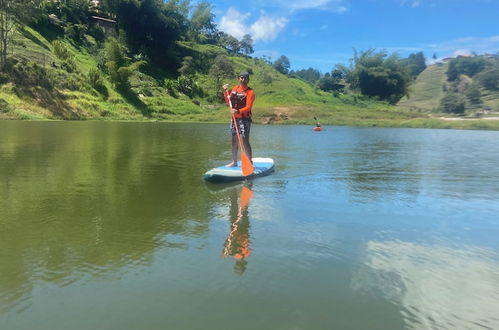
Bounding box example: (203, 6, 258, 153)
(1, 121, 498, 330)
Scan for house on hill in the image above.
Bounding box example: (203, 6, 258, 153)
(90, 16, 116, 36)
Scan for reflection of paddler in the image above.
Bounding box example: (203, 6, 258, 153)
(223, 185, 253, 273)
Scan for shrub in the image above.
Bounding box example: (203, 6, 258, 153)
(177, 75, 195, 97)
(440, 92, 466, 114)
(477, 67, 499, 91)
(52, 40, 71, 60)
(465, 85, 482, 105)
(0, 72, 10, 85)
(61, 57, 77, 73)
(0, 98, 13, 113)
(64, 23, 88, 43)
(88, 68, 108, 97)
(164, 79, 177, 97)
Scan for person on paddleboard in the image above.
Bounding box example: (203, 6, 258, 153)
(223, 71, 255, 167)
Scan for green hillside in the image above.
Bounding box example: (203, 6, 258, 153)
(0, 24, 421, 127)
(397, 63, 448, 111)
(1, 2, 498, 130)
(397, 61, 499, 120)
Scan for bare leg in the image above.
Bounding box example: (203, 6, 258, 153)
(227, 135, 238, 167)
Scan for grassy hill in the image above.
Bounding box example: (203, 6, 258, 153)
(397, 63, 448, 111)
(1, 23, 499, 130)
(397, 62, 499, 120)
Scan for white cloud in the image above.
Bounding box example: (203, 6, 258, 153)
(252, 0, 349, 14)
(250, 13, 288, 42)
(451, 49, 472, 57)
(218, 8, 288, 43)
(217, 1, 348, 44)
(218, 8, 251, 40)
(400, 0, 430, 7)
(352, 240, 499, 330)
(284, 0, 348, 13)
(375, 35, 499, 62)
(432, 35, 499, 56)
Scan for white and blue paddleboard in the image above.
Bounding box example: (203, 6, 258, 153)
(203, 157, 274, 182)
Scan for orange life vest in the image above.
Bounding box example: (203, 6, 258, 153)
(227, 85, 254, 119)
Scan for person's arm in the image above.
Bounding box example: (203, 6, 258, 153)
(223, 84, 230, 105)
(237, 89, 255, 116)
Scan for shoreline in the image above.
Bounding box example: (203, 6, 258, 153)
(2, 116, 499, 131)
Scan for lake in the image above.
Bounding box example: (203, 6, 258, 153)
(1, 121, 498, 330)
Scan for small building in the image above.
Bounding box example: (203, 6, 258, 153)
(90, 16, 117, 37)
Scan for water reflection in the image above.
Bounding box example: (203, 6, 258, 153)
(2, 122, 499, 329)
(222, 185, 253, 275)
(352, 240, 499, 330)
(0, 122, 216, 313)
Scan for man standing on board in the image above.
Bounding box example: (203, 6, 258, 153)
(223, 71, 255, 167)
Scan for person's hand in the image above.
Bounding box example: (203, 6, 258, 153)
(223, 84, 229, 91)
(231, 108, 238, 114)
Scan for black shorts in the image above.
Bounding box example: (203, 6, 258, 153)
(230, 117, 251, 138)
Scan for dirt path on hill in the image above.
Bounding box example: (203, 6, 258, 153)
(260, 107, 297, 124)
(437, 116, 499, 121)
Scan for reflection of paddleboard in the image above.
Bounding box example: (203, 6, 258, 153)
(203, 157, 274, 182)
(313, 126, 322, 131)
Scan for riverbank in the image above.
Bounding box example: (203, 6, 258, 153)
(4, 106, 499, 131)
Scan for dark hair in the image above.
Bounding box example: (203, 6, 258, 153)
(239, 72, 250, 78)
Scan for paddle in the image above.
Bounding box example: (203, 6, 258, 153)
(223, 185, 253, 259)
(226, 91, 254, 176)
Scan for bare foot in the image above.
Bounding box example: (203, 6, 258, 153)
(226, 162, 238, 167)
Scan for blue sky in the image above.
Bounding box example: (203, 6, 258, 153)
(207, 0, 499, 73)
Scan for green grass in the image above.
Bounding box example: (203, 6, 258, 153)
(397, 63, 448, 111)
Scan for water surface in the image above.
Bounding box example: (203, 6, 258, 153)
(1, 121, 498, 330)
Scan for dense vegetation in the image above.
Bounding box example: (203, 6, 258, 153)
(0, 0, 498, 129)
(440, 55, 499, 113)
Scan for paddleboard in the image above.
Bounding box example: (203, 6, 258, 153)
(203, 157, 274, 182)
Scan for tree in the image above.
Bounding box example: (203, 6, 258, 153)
(317, 71, 345, 93)
(189, 1, 217, 42)
(331, 67, 345, 81)
(292, 67, 321, 83)
(447, 56, 487, 81)
(273, 55, 290, 75)
(240, 34, 254, 56)
(104, 37, 145, 91)
(317, 75, 335, 92)
(349, 49, 410, 104)
(402, 52, 426, 78)
(178, 56, 195, 76)
(219, 32, 240, 54)
(259, 69, 273, 92)
(0, 0, 14, 68)
(102, 0, 122, 17)
(465, 85, 482, 105)
(115, 0, 187, 70)
(477, 67, 499, 91)
(0, 0, 37, 67)
(440, 91, 466, 114)
(208, 55, 234, 98)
